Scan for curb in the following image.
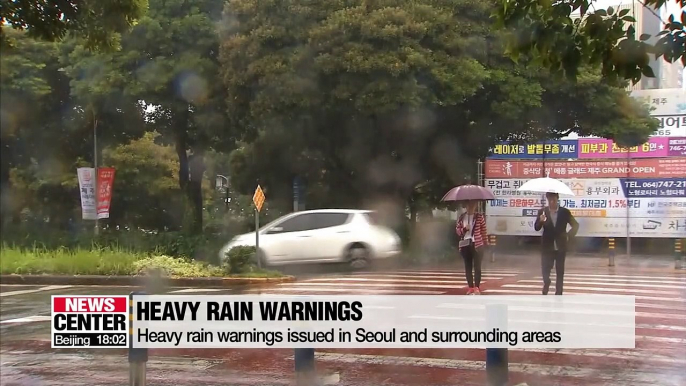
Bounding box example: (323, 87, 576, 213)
(0, 274, 296, 287)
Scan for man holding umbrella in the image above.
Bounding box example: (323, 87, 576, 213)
(527, 183, 579, 295)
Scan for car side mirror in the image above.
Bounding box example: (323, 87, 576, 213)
(268, 226, 283, 233)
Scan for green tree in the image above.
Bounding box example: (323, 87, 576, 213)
(115, 0, 229, 233)
(493, 0, 686, 83)
(1, 28, 146, 229)
(1, 0, 148, 50)
(54, 0, 229, 234)
(101, 131, 183, 229)
(220, 0, 657, 216)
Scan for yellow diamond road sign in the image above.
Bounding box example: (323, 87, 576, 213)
(253, 185, 265, 212)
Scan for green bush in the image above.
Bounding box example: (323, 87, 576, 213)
(0, 245, 282, 277)
(223, 245, 257, 274)
(132, 255, 224, 277)
(0, 245, 144, 276)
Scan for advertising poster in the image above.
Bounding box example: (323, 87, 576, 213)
(77, 168, 97, 220)
(484, 158, 686, 179)
(488, 137, 686, 160)
(97, 167, 116, 219)
(630, 88, 686, 137)
(485, 178, 686, 238)
(77, 167, 116, 220)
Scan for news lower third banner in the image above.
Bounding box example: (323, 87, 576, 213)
(50, 295, 636, 349)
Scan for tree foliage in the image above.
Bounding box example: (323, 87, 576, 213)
(220, 0, 658, 213)
(0, 0, 662, 250)
(1, 0, 148, 50)
(493, 0, 686, 83)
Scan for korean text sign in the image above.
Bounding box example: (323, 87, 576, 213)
(484, 178, 686, 238)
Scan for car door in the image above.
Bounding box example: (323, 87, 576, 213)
(262, 213, 315, 263)
(298, 212, 353, 261)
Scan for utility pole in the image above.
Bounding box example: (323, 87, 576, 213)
(93, 109, 99, 236)
(626, 151, 632, 259)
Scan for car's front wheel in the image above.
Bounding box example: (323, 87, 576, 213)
(346, 244, 370, 270)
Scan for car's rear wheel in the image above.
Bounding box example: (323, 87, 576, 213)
(346, 244, 370, 270)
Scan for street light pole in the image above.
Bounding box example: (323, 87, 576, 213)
(93, 108, 99, 236)
(626, 151, 631, 259)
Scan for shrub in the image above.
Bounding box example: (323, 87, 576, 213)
(132, 255, 224, 277)
(223, 245, 257, 274)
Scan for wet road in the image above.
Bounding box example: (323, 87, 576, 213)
(2, 259, 686, 386)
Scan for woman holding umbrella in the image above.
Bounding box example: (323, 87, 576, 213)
(442, 185, 495, 295)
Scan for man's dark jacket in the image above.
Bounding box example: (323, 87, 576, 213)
(534, 207, 579, 253)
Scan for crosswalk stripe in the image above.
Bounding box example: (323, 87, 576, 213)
(344, 274, 506, 280)
(393, 270, 521, 276)
(532, 276, 686, 285)
(309, 352, 669, 384)
(483, 289, 686, 304)
(515, 348, 686, 365)
(636, 323, 686, 332)
(0, 285, 73, 297)
(168, 288, 228, 293)
(301, 278, 492, 285)
(278, 282, 461, 289)
(561, 273, 686, 281)
(501, 284, 684, 296)
(637, 335, 686, 345)
(0, 315, 51, 324)
(517, 280, 686, 289)
(244, 288, 446, 294)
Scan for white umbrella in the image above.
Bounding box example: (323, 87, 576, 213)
(517, 177, 575, 196)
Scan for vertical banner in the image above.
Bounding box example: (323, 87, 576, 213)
(77, 168, 97, 220)
(97, 167, 116, 219)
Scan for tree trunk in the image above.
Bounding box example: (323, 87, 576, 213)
(0, 135, 10, 228)
(188, 152, 206, 234)
(175, 130, 189, 191)
(409, 194, 418, 226)
(171, 105, 206, 235)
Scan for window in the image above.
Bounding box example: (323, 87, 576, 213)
(271, 214, 313, 233)
(309, 213, 351, 229)
(268, 213, 350, 233)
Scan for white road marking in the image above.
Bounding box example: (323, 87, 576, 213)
(532, 276, 686, 285)
(301, 278, 496, 285)
(344, 274, 504, 280)
(394, 270, 521, 276)
(0, 285, 73, 297)
(308, 352, 680, 384)
(501, 284, 684, 296)
(0, 315, 52, 324)
(561, 273, 686, 281)
(483, 289, 686, 303)
(168, 288, 228, 293)
(516, 348, 686, 365)
(636, 323, 686, 332)
(245, 288, 446, 295)
(517, 280, 686, 290)
(279, 282, 461, 289)
(637, 335, 686, 345)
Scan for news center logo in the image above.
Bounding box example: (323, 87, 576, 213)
(51, 295, 129, 348)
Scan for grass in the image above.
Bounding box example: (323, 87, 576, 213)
(0, 246, 283, 278)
